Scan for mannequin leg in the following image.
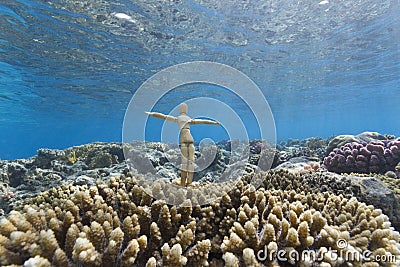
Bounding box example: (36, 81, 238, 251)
(180, 144, 188, 186)
(186, 143, 195, 186)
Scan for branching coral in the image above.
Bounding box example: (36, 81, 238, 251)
(0, 171, 399, 266)
(269, 165, 400, 230)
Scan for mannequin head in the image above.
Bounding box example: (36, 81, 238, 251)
(179, 103, 188, 114)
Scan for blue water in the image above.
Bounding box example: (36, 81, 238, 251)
(0, 0, 399, 159)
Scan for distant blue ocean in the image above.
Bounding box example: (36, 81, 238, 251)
(0, 0, 399, 160)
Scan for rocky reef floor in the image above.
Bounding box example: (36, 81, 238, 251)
(0, 132, 400, 266)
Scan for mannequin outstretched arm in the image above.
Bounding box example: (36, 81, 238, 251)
(145, 111, 177, 122)
(190, 119, 220, 126)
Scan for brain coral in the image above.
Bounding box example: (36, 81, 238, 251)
(0, 171, 399, 266)
(323, 139, 400, 174)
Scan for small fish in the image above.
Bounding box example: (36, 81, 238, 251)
(68, 151, 77, 164)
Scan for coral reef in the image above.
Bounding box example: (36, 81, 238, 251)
(248, 137, 328, 173)
(326, 132, 390, 155)
(124, 141, 238, 183)
(2, 137, 400, 266)
(396, 162, 400, 177)
(344, 175, 400, 227)
(323, 139, 400, 174)
(345, 172, 400, 197)
(0, 143, 127, 214)
(263, 169, 400, 229)
(273, 156, 321, 174)
(0, 136, 332, 213)
(0, 170, 399, 266)
(0, 143, 125, 190)
(276, 137, 329, 164)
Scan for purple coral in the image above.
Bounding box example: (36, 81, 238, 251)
(250, 141, 267, 154)
(323, 139, 400, 174)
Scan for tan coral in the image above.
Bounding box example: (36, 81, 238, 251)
(0, 170, 399, 266)
(89, 221, 106, 252)
(161, 243, 187, 267)
(242, 248, 264, 267)
(52, 248, 69, 267)
(120, 239, 141, 267)
(173, 224, 194, 251)
(23, 255, 51, 267)
(222, 252, 240, 267)
(122, 214, 140, 242)
(104, 227, 124, 263)
(0, 218, 17, 237)
(72, 236, 102, 266)
(145, 256, 157, 267)
(186, 239, 211, 266)
(38, 229, 59, 261)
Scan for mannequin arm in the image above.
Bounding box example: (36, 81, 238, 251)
(190, 119, 220, 126)
(145, 112, 177, 122)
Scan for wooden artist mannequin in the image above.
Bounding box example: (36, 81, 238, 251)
(145, 103, 220, 186)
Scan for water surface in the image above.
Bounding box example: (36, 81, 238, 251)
(0, 0, 399, 159)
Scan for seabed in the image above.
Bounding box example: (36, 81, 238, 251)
(0, 132, 400, 266)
